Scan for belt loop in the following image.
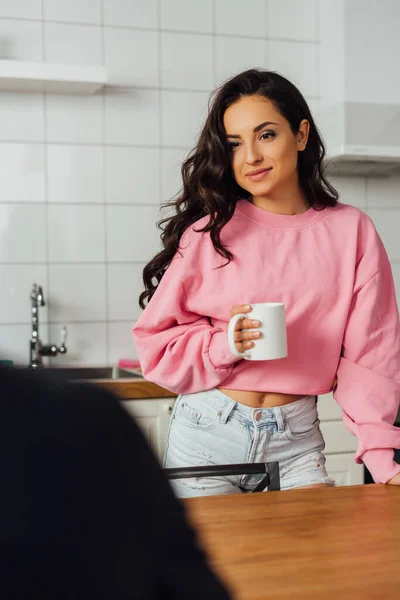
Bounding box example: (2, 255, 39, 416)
(219, 398, 236, 424)
(275, 406, 285, 433)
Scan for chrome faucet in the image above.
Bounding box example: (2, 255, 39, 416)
(29, 283, 68, 368)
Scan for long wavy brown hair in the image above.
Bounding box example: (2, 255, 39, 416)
(139, 69, 338, 308)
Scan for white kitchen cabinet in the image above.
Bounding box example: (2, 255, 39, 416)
(318, 392, 364, 486)
(121, 398, 175, 462)
(121, 392, 365, 485)
(325, 454, 364, 486)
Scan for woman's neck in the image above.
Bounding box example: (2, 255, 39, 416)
(250, 185, 309, 216)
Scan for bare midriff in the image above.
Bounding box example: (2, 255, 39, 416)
(217, 388, 304, 408)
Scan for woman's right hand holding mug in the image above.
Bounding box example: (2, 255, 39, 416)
(229, 305, 261, 354)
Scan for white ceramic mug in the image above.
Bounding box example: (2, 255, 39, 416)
(227, 302, 288, 361)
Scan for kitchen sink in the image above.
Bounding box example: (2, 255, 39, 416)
(45, 366, 143, 380)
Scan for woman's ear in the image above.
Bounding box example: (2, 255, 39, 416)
(297, 119, 310, 152)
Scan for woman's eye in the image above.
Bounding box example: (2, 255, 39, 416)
(260, 131, 276, 140)
(229, 141, 240, 151)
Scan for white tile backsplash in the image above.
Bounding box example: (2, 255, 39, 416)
(108, 321, 138, 364)
(367, 209, 400, 262)
(45, 94, 103, 144)
(106, 205, 162, 262)
(267, 0, 318, 42)
(105, 88, 160, 145)
(47, 204, 106, 262)
(0, 323, 48, 366)
(43, 22, 102, 64)
(367, 175, 400, 209)
(47, 145, 104, 204)
(215, 36, 267, 87)
(0, 144, 45, 202)
(105, 146, 160, 204)
(49, 322, 107, 365)
(329, 176, 367, 209)
(161, 90, 209, 148)
(161, 32, 213, 91)
(160, 147, 187, 201)
(107, 263, 144, 321)
(0, 204, 47, 262)
(0, 264, 48, 323)
(103, 0, 158, 29)
(104, 28, 159, 87)
(160, 0, 213, 33)
(0, 1, 42, 20)
(268, 40, 318, 97)
(0, 18, 43, 60)
(215, 0, 267, 37)
(1, 0, 399, 365)
(43, 0, 102, 24)
(0, 92, 44, 142)
(48, 264, 106, 322)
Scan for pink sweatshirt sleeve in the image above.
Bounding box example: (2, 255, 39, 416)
(333, 245, 400, 483)
(132, 248, 241, 394)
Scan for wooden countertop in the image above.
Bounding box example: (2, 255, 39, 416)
(184, 484, 400, 599)
(95, 377, 177, 399)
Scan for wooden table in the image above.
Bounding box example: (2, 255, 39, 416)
(184, 485, 400, 599)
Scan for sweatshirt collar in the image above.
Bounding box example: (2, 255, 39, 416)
(236, 198, 327, 230)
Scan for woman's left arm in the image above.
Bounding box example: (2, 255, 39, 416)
(333, 238, 400, 485)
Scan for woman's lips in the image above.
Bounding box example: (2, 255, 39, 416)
(245, 168, 272, 182)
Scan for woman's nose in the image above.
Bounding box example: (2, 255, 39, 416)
(245, 145, 262, 164)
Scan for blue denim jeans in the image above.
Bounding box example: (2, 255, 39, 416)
(164, 388, 335, 497)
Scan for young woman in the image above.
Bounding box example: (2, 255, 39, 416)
(132, 69, 400, 497)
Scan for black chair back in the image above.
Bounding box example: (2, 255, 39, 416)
(165, 462, 280, 492)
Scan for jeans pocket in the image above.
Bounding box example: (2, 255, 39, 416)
(285, 406, 320, 441)
(174, 394, 220, 430)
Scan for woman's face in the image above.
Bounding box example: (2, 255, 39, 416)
(223, 94, 309, 200)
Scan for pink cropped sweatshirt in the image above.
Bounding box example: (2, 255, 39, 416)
(132, 200, 400, 484)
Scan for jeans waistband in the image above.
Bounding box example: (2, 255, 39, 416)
(195, 388, 317, 427)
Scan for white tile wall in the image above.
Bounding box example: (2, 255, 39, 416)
(329, 176, 367, 209)
(105, 88, 160, 145)
(47, 205, 106, 262)
(1, 1, 399, 368)
(105, 205, 162, 262)
(107, 263, 145, 321)
(0, 265, 48, 323)
(45, 94, 103, 144)
(161, 32, 214, 91)
(43, 0, 102, 25)
(43, 22, 102, 64)
(0, 144, 45, 202)
(103, 0, 158, 29)
(215, 0, 267, 37)
(160, 147, 187, 201)
(104, 28, 159, 87)
(267, 0, 319, 42)
(49, 322, 107, 365)
(215, 37, 267, 86)
(0, 93, 44, 142)
(47, 145, 104, 204)
(0, 0, 42, 21)
(48, 264, 107, 322)
(367, 209, 400, 262)
(268, 40, 318, 97)
(108, 321, 139, 364)
(0, 19, 43, 60)
(105, 146, 160, 204)
(161, 90, 209, 147)
(0, 204, 47, 262)
(160, 0, 213, 33)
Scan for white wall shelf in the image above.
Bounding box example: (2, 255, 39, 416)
(0, 60, 107, 94)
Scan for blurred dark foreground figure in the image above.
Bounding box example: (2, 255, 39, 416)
(0, 365, 230, 599)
